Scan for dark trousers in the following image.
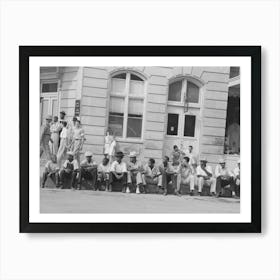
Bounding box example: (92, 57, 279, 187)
(42, 171, 59, 187)
(78, 168, 97, 189)
(109, 172, 127, 191)
(216, 177, 235, 195)
(59, 170, 78, 188)
(161, 171, 176, 194)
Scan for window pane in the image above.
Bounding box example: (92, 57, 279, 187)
(130, 80, 144, 95)
(168, 81, 182, 101)
(229, 67, 240, 78)
(127, 117, 142, 138)
(111, 78, 126, 93)
(187, 82, 199, 103)
(108, 114, 124, 137)
(130, 74, 143, 81)
(184, 115, 196, 137)
(52, 99, 58, 116)
(40, 67, 57, 73)
(109, 97, 124, 114)
(167, 114, 179, 135)
(128, 99, 143, 115)
(42, 82, 58, 93)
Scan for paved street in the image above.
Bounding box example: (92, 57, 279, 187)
(40, 188, 240, 213)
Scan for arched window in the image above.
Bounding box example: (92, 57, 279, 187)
(168, 79, 200, 104)
(108, 72, 145, 139)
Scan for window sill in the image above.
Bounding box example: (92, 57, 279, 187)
(116, 137, 144, 144)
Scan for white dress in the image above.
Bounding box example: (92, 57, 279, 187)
(104, 135, 111, 155)
(108, 140, 116, 157)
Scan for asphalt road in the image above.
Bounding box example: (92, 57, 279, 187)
(40, 188, 240, 213)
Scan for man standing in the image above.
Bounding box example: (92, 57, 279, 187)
(171, 145, 184, 165)
(40, 115, 53, 160)
(109, 151, 127, 193)
(196, 157, 216, 196)
(177, 156, 195, 196)
(97, 156, 111, 191)
(77, 151, 98, 190)
(71, 118, 85, 166)
(127, 151, 144, 194)
(215, 158, 235, 198)
(41, 154, 60, 188)
(50, 116, 61, 154)
(59, 151, 79, 189)
(185, 145, 198, 168)
(159, 156, 179, 196)
(233, 159, 240, 197)
(142, 158, 162, 190)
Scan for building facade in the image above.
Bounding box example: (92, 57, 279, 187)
(40, 66, 240, 169)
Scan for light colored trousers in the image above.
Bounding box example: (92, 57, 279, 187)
(127, 171, 143, 185)
(50, 132, 59, 155)
(142, 174, 162, 187)
(177, 174, 195, 191)
(197, 177, 216, 193)
(57, 138, 67, 168)
(40, 137, 51, 160)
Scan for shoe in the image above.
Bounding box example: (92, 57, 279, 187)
(136, 186, 140, 194)
(163, 192, 167, 196)
(41, 184, 45, 188)
(211, 192, 216, 197)
(198, 192, 202, 196)
(108, 185, 112, 192)
(174, 191, 181, 197)
(126, 186, 131, 193)
(215, 192, 221, 198)
(190, 191, 194, 196)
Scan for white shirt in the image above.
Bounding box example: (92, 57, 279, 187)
(196, 165, 213, 177)
(215, 165, 233, 178)
(60, 127, 68, 139)
(45, 160, 59, 173)
(98, 163, 111, 173)
(233, 166, 240, 178)
(109, 140, 116, 156)
(110, 160, 127, 173)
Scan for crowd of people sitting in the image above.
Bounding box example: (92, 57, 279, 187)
(41, 113, 240, 198)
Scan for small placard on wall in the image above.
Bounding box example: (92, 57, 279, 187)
(74, 100, 80, 116)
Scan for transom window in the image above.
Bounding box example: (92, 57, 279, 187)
(168, 79, 200, 104)
(108, 72, 145, 139)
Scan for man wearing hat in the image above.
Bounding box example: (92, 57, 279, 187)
(97, 156, 111, 191)
(233, 159, 240, 197)
(215, 158, 235, 198)
(127, 151, 144, 194)
(196, 157, 216, 196)
(77, 151, 98, 190)
(109, 151, 127, 192)
(40, 114, 53, 160)
(70, 118, 85, 166)
(177, 156, 196, 196)
(59, 151, 79, 189)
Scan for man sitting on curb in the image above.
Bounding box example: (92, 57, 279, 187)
(127, 151, 144, 194)
(142, 158, 162, 191)
(215, 158, 235, 198)
(196, 157, 216, 196)
(59, 151, 79, 189)
(77, 151, 98, 190)
(109, 151, 127, 193)
(177, 156, 195, 196)
(41, 154, 60, 188)
(159, 156, 180, 196)
(97, 156, 110, 191)
(233, 159, 240, 197)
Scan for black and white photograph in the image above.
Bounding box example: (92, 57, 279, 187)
(19, 46, 260, 233)
(39, 65, 241, 214)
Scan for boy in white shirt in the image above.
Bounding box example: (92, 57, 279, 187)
(196, 157, 216, 196)
(97, 157, 111, 191)
(109, 151, 127, 192)
(41, 154, 60, 188)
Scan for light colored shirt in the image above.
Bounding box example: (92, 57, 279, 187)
(50, 122, 61, 133)
(185, 151, 198, 165)
(215, 165, 233, 178)
(127, 161, 143, 172)
(110, 160, 127, 173)
(233, 166, 240, 178)
(109, 140, 116, 156)
(60, 127, 68, 138)
(159, 162, 175, 174)
(80, 159, 97, 168)
(143, 164, 160, 178)
(171, 150, 184, 165)
(196, 165, 213, 177)
(63, 159, 79, 170)
(45, 160, 59, 173)
(98, 163, 111, 173)
(180, 164, 193, 178)
(73, 127, 85, 140)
